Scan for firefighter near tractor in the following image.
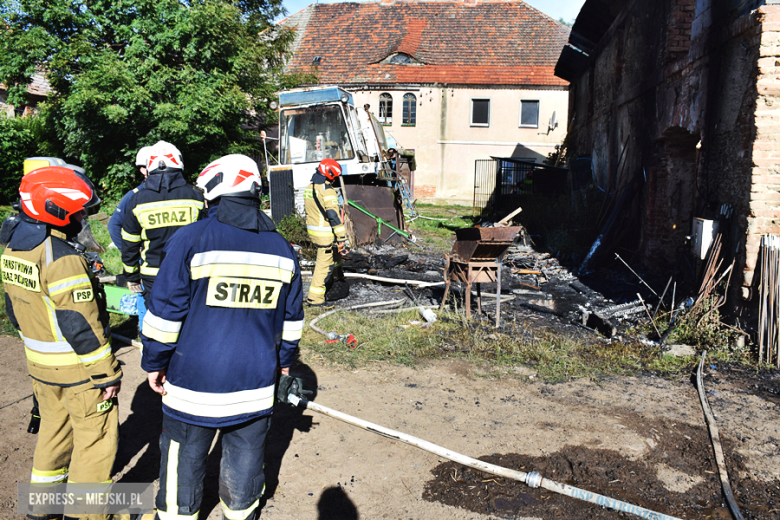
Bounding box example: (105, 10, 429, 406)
(264, 87, 415, 247)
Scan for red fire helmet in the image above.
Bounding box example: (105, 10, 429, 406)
(19, 166, 100, 227)
(317, 158, 342, 181)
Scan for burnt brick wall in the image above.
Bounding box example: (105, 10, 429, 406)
(565, 0, 767, 309)
(665, 0, 695, 61)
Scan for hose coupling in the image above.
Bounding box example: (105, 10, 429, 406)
(525, 472, 542, 488)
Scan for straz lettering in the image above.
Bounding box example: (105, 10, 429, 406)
(73, 288, 94, 303)
(1, 256, 40, 292)
(206, 277, 281, 309)
(140, 209, 193, 229)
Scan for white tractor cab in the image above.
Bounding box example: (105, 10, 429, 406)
(267, 86, 408, 246)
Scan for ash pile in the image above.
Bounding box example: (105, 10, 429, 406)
(300, 242, 446, 308)
(296, 232, 684, 345)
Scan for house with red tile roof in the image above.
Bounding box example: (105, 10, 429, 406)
(281, 0, 570, 204)
(0, 71, 52, 118)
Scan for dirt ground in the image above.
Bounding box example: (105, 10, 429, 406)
(1, 334, 779, 520)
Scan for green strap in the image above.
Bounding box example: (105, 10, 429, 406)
(347, 200, 410, 239)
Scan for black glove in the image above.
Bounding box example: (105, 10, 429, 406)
(277, 374, 311, 404)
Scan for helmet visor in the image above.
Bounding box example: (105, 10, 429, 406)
(71, 169, 101, 214)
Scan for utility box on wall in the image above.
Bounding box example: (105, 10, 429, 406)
(692, 218, 719, 261)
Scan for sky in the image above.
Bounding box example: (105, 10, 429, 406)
(280, 0, 587, 24)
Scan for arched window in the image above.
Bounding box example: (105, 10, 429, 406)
(402, 93, 416, 125)
(390, 53, 414, 65)
(379, 93, 393, 124)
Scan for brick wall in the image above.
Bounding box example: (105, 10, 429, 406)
(414, 184, 436, 198)
(565, 0, 765, 306)
(665, 0, 695, 61)
(746, 5, 780, 295)
(643, 128, 699, 268)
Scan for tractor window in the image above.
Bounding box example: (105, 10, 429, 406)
(279, 104, 355, 164)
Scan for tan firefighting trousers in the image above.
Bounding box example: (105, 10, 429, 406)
(31, 380, 119, 520)
(307, 245, 343, 304)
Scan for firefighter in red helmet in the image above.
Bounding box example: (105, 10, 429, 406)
(2, 166, 121, 520)
(304, 158, 349, 306)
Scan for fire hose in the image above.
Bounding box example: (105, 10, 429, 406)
(285, 389, 682, 520)
(309, 299, 408, 348)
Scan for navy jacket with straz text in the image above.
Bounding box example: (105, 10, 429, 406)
(140, 198, 304, 427)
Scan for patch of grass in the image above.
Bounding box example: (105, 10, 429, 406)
(86, 214, 123, 276)
(301, 308, 463, 369)
(646, 353, 698, 374)
(0, 243, 17, 336)
(407, 204, 476, 253)
(298, 303, 713, 383)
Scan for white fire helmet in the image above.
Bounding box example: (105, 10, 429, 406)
(146, 140, 183, 174)
(196, 154, 262, 201)
(135, 146, 153, 168)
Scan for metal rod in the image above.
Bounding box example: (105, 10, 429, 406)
(615, 254, 658, 296)
(637, 293, 661, 339)
(653, 276, 673, 319)
(495, 256, 502, 328)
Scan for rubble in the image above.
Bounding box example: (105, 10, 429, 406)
(297, 231, 676, 342)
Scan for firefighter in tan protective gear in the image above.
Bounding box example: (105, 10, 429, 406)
(2, 166, 122, 520)
(304, 159, 348, 306)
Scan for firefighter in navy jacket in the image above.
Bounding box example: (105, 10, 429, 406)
(141, 154, 303, 520)
(120, 140, 204, 302)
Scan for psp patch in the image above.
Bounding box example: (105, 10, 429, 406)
(96, 400, 113, 413)
(206, 277, 281, 309)
(73, 288, 94, 303)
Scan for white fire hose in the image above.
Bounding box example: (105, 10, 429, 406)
(288, 393, 682, 520)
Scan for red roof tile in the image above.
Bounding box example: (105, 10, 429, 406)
(283, 0, 570, 87)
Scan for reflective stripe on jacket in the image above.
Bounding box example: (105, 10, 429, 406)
(140, 203, 303, 428)
(121, 170, 204, 283)
(2, 229, 122, 388)
(304, 180, 346, 247)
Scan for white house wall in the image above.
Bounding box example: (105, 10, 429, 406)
(350, 86, 568, 205)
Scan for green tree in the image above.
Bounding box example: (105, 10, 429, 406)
(0, 114, 46, 203)
(0, 0, 302, 197)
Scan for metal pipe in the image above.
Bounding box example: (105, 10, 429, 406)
(112, 333, 142, 350)
(653, 276, 673, 319)
(343, 272, 444, 288)
(615, 254, 657, 296)
(288, 395, 683, 520)
(637, 293, 661, 339)
(696, 352, 745, 520)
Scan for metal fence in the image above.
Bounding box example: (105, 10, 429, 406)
(474, 159, 536, 217)
(473, 159, 497, 214)
(473, 158, 568, 218)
